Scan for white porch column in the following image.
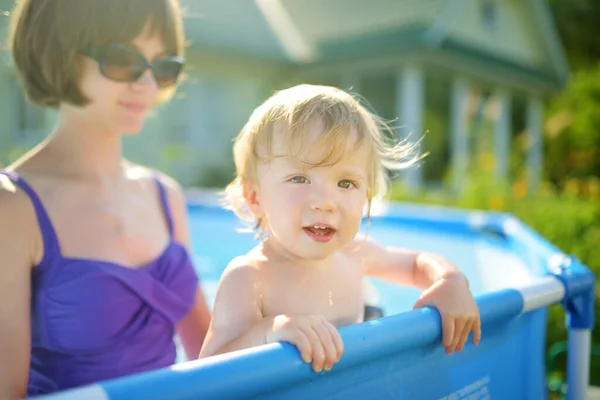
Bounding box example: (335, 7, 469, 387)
(493, 88, 511, 180)
(396, 65, 424, 191)
(526, 95, 543, 193)
(450, 77, 470, 193)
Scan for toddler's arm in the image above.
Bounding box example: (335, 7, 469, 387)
(348, 235, 481, 355)
(199, 261, 265, 357)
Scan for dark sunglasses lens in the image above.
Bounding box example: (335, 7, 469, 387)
(152, 60, 183, 87)
(101, 47, 146, 82)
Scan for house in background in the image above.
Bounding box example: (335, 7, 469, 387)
(0, 0, 569, 193)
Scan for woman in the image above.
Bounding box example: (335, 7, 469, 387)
(0, 0, 211, 397)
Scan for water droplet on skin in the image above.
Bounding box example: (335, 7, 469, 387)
(254, 282, 263, 300)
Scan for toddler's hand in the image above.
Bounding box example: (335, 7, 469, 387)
(266, 314, 344, 372)
(413, 273, 481, 355)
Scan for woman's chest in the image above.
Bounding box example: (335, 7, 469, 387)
(43, 187, 169, 267)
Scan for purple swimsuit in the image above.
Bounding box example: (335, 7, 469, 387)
(0, 171, 199, 396)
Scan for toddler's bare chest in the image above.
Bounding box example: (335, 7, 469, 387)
(260, 265, 365, 328)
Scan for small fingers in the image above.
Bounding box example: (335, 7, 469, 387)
(441, 314, 455, 351)
(323, 321, 344, 361)
(284, 330, 312, 364)
(446, 317, 465, 355)
(455, 319, 473, 353)
(278, 316, 347, 373)
(300, 326, 326, 372)
(312, 322, 338, 371)
(472, 314, 482, 345)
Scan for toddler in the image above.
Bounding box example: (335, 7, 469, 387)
(199, 84, 480, 373)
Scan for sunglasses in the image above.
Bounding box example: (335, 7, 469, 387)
(82, 44, 184, 88)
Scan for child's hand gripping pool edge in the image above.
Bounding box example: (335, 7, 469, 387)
(267, 314, 344, 372)
(410, 253, 482, 355)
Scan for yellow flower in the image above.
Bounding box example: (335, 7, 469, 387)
(512, 180, 527, 199)
(586, 178, 599, 199)
(564, 179, 579, 197)
(489, 195, 504, 211)
(480, 152, 495, 172)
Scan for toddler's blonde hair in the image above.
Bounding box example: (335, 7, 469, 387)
(223, 84, 421, 232)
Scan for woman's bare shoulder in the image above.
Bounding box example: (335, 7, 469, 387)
(126, 163, 184, 201)
(0, 173, 36, 221)
(0, 173, 39, 267)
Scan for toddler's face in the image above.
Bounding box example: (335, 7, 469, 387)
(249, 120, 370, 261)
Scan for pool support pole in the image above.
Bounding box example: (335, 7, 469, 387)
(552, 255, 595, 400)
(498, 216, 595, 400)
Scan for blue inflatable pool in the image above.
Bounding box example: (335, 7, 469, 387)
(34, 201, 595, 400)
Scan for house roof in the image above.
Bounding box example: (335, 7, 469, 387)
(181, 0, 569, 92)
(181, 0, 290, 61)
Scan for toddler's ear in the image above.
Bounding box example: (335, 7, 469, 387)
(242, 180, 262, 217)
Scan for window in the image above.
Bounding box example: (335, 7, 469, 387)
(481, 0, 497, 32)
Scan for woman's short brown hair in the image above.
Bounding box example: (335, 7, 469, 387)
(8, 0, 184, 108)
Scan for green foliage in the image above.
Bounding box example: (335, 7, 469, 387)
(545, 63, 600, 186)
(548, 0, 600, 69)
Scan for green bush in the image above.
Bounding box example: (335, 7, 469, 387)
(544, 63, 600, 186)
(389, 173, 600, 385)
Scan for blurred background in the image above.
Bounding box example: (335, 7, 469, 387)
(0, 0, 598, 394)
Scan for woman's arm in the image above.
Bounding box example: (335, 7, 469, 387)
(161, 175, 211, 360)
(0, 177, 35, 399)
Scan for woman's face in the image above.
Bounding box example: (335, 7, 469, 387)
(71, 25, 172, 135)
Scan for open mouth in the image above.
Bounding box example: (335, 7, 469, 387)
(303, 224, 337, 242)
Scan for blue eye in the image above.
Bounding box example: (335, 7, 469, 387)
(339, 180, 356, 189)
(290, 176, 309, 184)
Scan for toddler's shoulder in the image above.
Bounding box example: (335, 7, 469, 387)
(220, 253, 265, 285)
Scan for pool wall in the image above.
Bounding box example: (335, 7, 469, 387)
(34, 205, 595, 400)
